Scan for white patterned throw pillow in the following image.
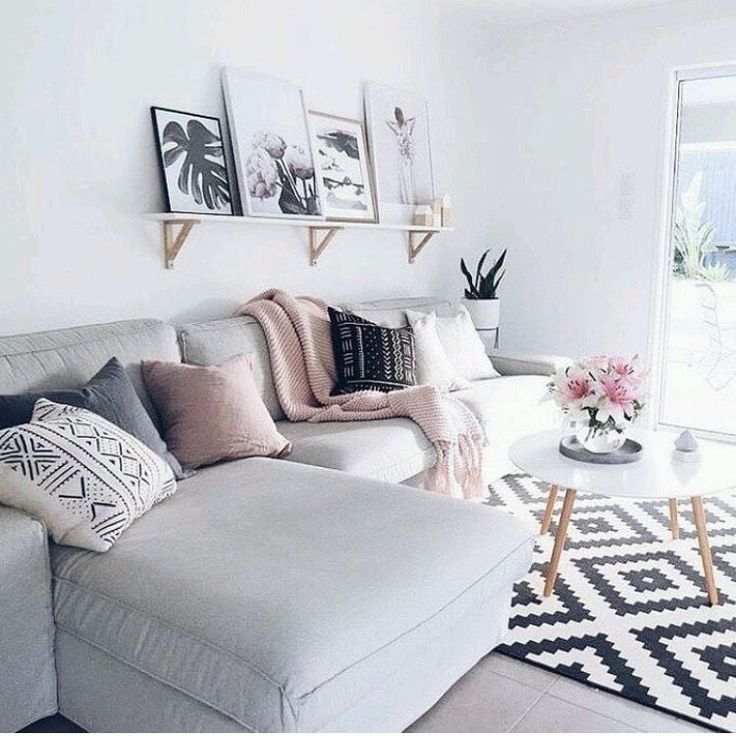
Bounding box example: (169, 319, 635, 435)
(0, 399, 176, 551)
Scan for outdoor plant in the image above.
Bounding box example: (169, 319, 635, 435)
(674, 172, 716, 279)
(700, 261, 732, 282)
(460, 248, 507, 299)
(548, 356, 647, 441)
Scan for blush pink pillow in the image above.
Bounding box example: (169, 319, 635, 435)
(142, 354, 291, 468)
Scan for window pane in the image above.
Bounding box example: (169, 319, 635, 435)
(659, 76, 736, 437)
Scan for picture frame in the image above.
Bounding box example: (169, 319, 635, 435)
(308, 111, 378, 223)
(363, 82, 435, 225)
(151, 106, 234, 216)
(222, 68, 323, 220)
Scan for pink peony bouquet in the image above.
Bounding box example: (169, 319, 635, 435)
(548, 355, 647, 440)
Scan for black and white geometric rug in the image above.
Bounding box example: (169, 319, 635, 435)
(486, 474, 736, 732)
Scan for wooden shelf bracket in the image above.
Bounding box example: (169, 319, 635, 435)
(151, 212, 450, 269)
(309, 226, 343, 266)
(163, 219, 199, 269)
(408, 231, 437, 264)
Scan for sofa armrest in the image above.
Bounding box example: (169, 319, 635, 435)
(0, 506, 57, 731)
(488, 350, 572, 377)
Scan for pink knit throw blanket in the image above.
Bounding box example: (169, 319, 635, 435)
(237, 289, 484, 499)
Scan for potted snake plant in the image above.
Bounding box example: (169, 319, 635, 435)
(460, 248, 507, 330)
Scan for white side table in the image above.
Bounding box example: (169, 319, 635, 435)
(510, 430, 736, 606)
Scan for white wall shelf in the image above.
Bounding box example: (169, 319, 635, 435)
(145, 212, 453, 268)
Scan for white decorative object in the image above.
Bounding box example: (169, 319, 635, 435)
(413, 205, 434, 227)
(673, 429, 701, 463)
(0, 400, 176, 551)
(364, 81, 435, 224)
(430, 197, 443, 226)
(406, 312, 472, 392)
(407, 307, 498, 381)
(222, 68, 323, 220)
(441, 194, 453, 227)
(461, 298, 501, 330)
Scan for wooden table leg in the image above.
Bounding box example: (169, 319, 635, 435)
(691, 496, 719, 606)
(544, 488, 576, 597)
(669, 498, 680, 540)
(540, 484, 559, 535)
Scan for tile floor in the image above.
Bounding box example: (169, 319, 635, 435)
(407, 653, 712, 733)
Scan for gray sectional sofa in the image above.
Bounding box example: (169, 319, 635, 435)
(0, 296, 565, 733)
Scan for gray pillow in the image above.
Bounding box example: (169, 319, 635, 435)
(0, 357, 184, 479)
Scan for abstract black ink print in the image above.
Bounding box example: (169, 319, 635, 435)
(316, 129, 367, 212)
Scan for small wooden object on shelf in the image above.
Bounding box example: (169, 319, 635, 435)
(413, 205, 434, 227)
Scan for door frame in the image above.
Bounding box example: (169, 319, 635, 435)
(650, 61, 736, 443)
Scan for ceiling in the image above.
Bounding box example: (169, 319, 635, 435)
(454, 0, 685, 24)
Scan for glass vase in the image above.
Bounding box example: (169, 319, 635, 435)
(575, 424, 627, 454)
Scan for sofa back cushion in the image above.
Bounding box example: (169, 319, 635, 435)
(177, 317, 284, 421)
(142, 354, 291, 468)
(0, 319, 180, 422)
(339, 297, 455, 328)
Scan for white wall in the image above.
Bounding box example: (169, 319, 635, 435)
(7, 0, 736, 358)
(476, 0, 736, 358)
(0, 0, 494, 334)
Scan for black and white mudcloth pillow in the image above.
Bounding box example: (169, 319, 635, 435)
(0, 399, 176, 552)
(328, 307, 416, 395)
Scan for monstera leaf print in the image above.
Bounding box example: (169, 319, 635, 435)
(162, 120, 231, 210)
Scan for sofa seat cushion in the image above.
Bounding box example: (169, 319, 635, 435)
(453, 375, 558, 478)
(276, 418, 435, 483)
(50, 458, 534, 733)
(453, 375, 551, 428)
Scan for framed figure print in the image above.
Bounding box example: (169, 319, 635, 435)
(308, 111, 377, 222)
(151, 107, 233, 215)
(363, 82, 435, 224)
(222, 68, 323, 219)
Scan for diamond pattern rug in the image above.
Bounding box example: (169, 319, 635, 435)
(486, 474, 736, 732)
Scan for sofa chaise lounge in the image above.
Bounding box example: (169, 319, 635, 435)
(0, 296, 565, 733)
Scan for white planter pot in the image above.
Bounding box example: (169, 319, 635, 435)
(461, 298, 500, 330)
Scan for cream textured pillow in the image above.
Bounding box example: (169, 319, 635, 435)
(406, 312, 472, 392)
(142, 354, 292, 468)
(407, 307, 499, 381)
(0, 399, 177, 552)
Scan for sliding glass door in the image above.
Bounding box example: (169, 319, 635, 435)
(658, 69, 736, 439)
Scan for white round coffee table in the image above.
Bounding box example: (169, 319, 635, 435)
(509, 429, 736, 605)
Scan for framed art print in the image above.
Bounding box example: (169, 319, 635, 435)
(308, 111, 377, 222)
(363, 82, 435, 224)
(222, 68, 323, 219)
(151, 107, 233, 215)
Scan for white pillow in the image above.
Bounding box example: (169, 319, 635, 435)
(0, 399, 176, 551)
(407, 312, 472, 392)
(407, 306, 499, 381)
